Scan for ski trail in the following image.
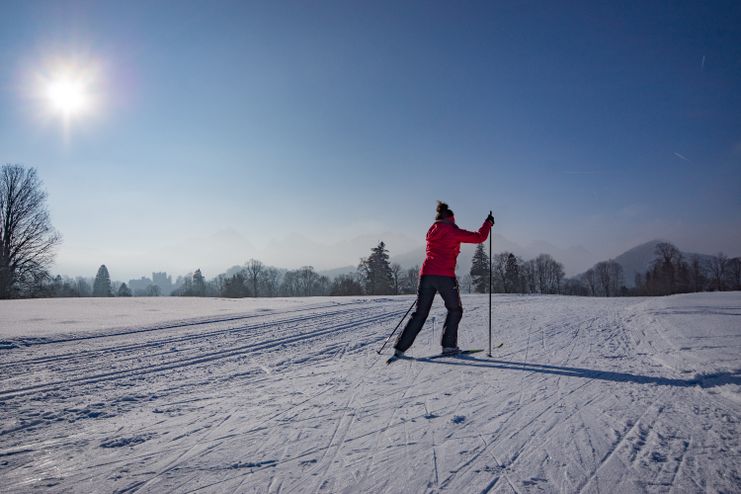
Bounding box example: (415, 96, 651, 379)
(0, 310, 397, 399)
(2, 300, 368, 350)
(0, 305, 365, 370)
(3, 294, 738, 493)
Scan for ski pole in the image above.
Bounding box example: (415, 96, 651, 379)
(488, 210, 492, 357)
(377, 298, 417, 354)
(432, 316, 436, 347)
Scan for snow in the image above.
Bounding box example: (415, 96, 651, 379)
(0, 297, 346, 340)
(0, 292, 739, 493)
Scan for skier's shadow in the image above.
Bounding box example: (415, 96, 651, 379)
(416, 355, 740, 389)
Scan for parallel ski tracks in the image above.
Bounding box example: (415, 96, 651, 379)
(0, 303, 371, 369)
(1, 300, 373, 349)
(0, 307, 402, 400)
(1, 312, 359, 385)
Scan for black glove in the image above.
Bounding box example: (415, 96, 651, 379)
(486, 212, 495, 226)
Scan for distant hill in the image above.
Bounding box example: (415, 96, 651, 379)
(586, 240, 715, 287)
(611, 240, 664, 287)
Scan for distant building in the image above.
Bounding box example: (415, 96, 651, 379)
(127, 272, 173, 296)
(152, 272, 173, 295)
(128, 276, 152, 294)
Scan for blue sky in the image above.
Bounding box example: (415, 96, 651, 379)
(1, 1, 739, 280)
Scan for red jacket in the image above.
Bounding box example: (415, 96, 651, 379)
(420, 216, 492, 278)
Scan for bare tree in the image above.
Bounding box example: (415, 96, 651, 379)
(492, 252, 510, 293)
(245, 258, 264, 297)
(654, 242, 681, 266)
(727, 257, 741, 290)
(594, 262, 610, 296)
(460, 273, 473, 294)
(581, 268, 597, 296)
(259, 267, 281, 297)
(330, 273, 363, 296)
(402, 266, 419, 294)
(280, 270, 300, 296)
(594, 260, 623, 296)
(0, 164, 62, 298)
(521, 259, 537, 294)
(533, 254, 564, 294)
(296, 266, 320, 296)
(390, 263, 402, 295)
(708, 253, 728, 291)
(549, 257, 565, 294)
(688, 255, 706, 292)
(651, 242, 681, 294)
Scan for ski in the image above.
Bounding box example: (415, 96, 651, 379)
(386, 354, 411, 365)
(387, 348, 488, 365)
(422, 348, 485, 360)
(386, 345, 503, 365)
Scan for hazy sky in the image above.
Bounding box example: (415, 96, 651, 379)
(1, 0, 740, 280)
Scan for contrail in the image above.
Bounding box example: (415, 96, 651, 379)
(674, 152, 691, 163)
(701, 55, 706, 71)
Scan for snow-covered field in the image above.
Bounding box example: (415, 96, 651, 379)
(1, 292, 739, 493)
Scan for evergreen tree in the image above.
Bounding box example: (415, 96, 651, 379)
(92, 265, 112, 297)
(504, 253, 519, 293)
(469, 243, 489, 293)
(358, 241, 394, 295)
(222, 272, 250, 298)
(117, 282, 132, 297)
(192, 268, 206, 296)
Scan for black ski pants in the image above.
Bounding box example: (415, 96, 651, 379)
(394, 275, 463, 352)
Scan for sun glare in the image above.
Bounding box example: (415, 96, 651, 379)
(34, 58, 100, 124)
(46, 76, 88, 116)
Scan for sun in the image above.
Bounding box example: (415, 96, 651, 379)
(33, 57, 100, 124)
(47, 77, 86, 116)
(45, 73, 90, 118)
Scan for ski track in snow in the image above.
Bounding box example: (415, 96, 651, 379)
(1, 293, 739, 493)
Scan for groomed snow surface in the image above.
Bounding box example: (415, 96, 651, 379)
(1, 292, 739, 493)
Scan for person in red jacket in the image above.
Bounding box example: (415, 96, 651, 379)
(394, 201, 494, 356)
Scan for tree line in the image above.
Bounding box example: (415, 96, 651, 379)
(563, 242, 739, 297)
(631, 242, 740, 296)
(170, 242, 421, 298)
(41, 240, 739, 300)
(2, 163, 739, 299)
(466, 245, 566, 294)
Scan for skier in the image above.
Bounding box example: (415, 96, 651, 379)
(393, 201, 494, 358)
